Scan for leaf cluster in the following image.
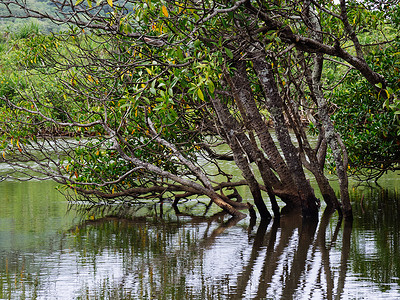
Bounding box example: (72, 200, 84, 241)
(332, 38, 400, 180)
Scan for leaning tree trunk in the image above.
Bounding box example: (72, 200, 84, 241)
(250, 54, 320, 218)
(227, 66, 282, 217)
(303, 0, 352, 219)
(311, 62, 352, 219)
(210, 95, 272, 219)
(281, 80, 341, 212)
(228, 61, 300, 207)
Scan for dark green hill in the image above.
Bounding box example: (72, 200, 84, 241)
(0, 0, 61, 34)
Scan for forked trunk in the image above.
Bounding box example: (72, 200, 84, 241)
(251, 54, 319, 218)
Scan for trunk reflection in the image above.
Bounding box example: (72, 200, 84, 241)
(70, 205, 352, 299)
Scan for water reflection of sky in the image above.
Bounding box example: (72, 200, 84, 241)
(9, 215, 396, 299)
(0, 175, 399, 299)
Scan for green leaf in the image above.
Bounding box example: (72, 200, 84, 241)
(124, 24, 132, 33)
(75, 0, 84, 5)
(107, 0, 113, 7)
(176, 47, 184, 60)
(207, 80, 215, 94)
(225, 48, 233, 59)
(383, 98, 389, 109)
(87, 0, 92, 7)
(197, 88, 204, 101)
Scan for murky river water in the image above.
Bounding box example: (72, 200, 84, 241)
(0, 173, 399, 299)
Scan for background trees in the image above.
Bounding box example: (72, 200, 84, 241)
(0, 0, 398, 220)
(332, 38, 400, 181)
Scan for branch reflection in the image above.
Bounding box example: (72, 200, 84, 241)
(65, 203, 352, 299)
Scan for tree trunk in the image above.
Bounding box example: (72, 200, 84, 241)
(251, 54, 319, 218)
(302, 1, 352, 219)
(210, 95, 272, 219)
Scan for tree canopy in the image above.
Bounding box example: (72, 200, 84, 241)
(0, 0, 399, 221)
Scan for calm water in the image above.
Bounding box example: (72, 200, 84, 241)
(0, 175, 399, 299)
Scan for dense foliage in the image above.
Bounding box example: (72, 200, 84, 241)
(333, 37, 400, 180)
(0, 0, 398, 220)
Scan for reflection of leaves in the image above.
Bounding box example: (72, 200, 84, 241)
(351, 188, 400, 288)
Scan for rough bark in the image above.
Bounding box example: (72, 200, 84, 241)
(303, 1, 352, 219)
(227, 65, 282, 216)
(251, 54, 319, 218)
(228, 62, 298, 202)
(210, 95, 272, 219)
(281, 71, 341, 211)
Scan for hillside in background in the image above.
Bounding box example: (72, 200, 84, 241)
(0, 0, 61, 34)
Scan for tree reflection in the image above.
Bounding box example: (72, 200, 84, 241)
(65, 203, 355, 299)
(350, 188, 400, 290)
(229, 208, 352, 299)
(1, 187, 399, 298)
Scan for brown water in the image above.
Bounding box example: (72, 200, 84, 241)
(0, 174, 399, 299)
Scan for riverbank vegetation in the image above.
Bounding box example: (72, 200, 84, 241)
(0, 0, 399, 221)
